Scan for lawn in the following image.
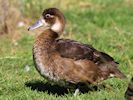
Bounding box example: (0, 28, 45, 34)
(0, 0, 133, 99)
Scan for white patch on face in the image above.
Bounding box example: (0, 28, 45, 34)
(51, 18, 62, 33)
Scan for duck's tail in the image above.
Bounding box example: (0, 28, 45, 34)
(98, 61, 126, 80)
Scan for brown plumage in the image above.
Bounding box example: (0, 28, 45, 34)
(55, 39, 115, 64)
(28, 8, 126, 91)
(125, 77, 133, 100)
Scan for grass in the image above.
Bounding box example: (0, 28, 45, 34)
(0, 0, 133, 99)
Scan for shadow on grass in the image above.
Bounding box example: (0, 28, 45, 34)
(25, 80, 68, 95)
(25, 80, 106, 96)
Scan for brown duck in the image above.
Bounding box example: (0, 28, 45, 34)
(28, 8, 126, 95)
(125, 77, 133, 100)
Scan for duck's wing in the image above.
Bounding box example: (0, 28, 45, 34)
(55, 39, 94, 60)
(55, 39, 116, 65)
(55, 39, 126, 79)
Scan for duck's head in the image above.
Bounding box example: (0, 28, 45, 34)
(28, 8, 65, 34)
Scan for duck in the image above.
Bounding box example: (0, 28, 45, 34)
(28, 8, 126, 95)
(125, 77, 133, 100)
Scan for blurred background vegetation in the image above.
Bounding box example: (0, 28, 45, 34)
(1, 0, 133, 34)
(0, 0, 133, 99)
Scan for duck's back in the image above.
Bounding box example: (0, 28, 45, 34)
(55, 39, 115, 64)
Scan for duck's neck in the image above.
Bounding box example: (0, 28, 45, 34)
(35, 29, 58, 47)
(33, 29, 58, 62)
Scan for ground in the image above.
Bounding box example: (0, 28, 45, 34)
(0, 0, 133, 99)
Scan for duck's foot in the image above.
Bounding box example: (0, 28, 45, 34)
(73, 88, 80, 96)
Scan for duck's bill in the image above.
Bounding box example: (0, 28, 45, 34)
(28, 19, 47, 31)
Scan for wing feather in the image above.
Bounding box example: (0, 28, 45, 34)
(55, 39, 116, 65)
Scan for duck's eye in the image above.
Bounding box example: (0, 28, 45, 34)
(45, 14, 51, 18)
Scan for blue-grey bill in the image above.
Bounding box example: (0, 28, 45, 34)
(28, 19, 44, 31)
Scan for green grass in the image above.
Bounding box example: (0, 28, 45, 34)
(0, 0, 133, 99)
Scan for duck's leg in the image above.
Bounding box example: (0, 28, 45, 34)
(74, 88, 80, 96)
(73, 83, 83, 96)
